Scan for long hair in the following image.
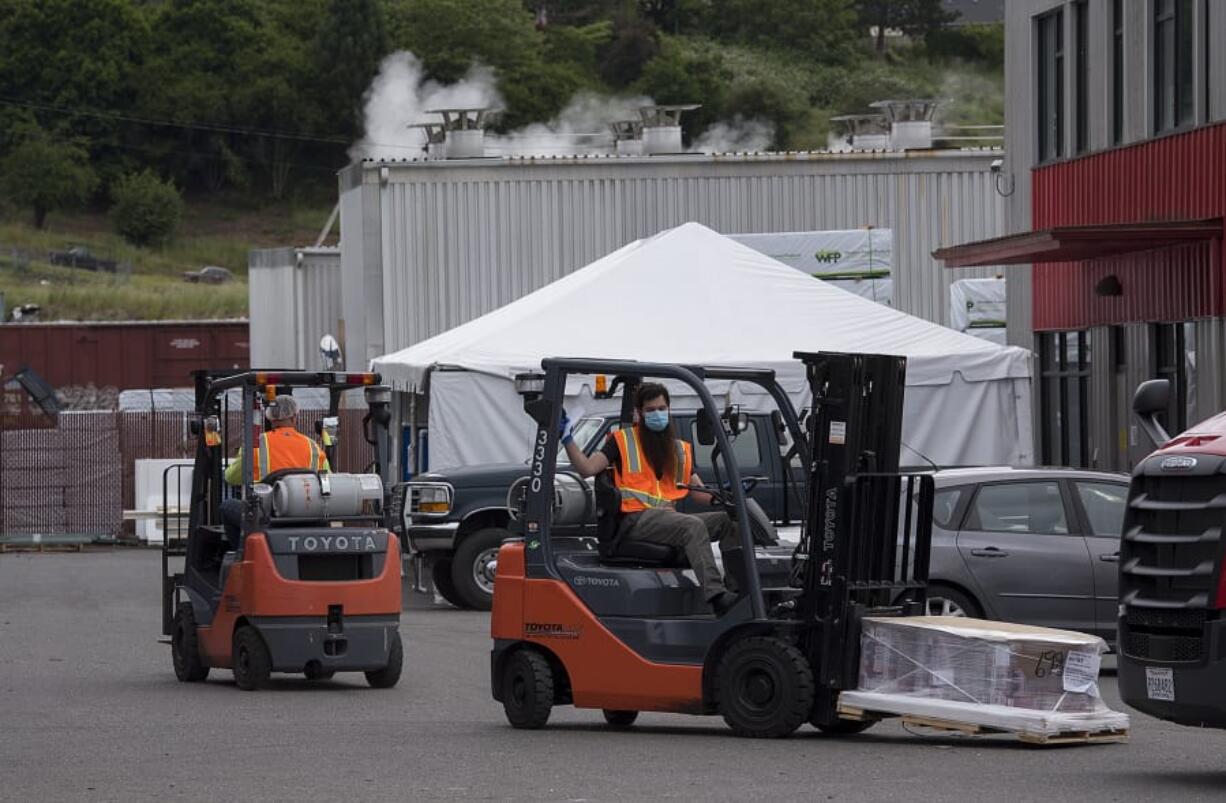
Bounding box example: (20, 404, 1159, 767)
(636, 382, 676, 480)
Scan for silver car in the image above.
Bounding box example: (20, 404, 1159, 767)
(921, 467, 1129, 642)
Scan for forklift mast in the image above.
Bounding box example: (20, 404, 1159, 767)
(791, 351, 934, 721)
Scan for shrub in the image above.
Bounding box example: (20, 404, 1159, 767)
(111, 170, 184, 247)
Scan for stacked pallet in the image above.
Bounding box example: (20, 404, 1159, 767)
(840, 616, 1130, 746)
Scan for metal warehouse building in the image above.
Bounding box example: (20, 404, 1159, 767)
(937, 0, 1226, 472)
(332, 148, 1010, 370)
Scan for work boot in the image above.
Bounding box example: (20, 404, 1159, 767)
(710, 591, 740, 616)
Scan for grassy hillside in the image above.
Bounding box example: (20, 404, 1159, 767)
(0, 199, 335, 321)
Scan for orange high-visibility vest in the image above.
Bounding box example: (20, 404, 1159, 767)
(254, 428, 326, 481)
(611, 426, 693, 513)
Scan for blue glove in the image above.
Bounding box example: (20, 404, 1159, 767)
(559, 409, 572, 445)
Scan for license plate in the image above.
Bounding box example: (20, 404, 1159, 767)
(1146, 666, 1176, 702)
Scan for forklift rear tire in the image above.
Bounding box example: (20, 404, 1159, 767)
(502, 648, 553, 729)
(232, 625, 272, 691)
(602, 710, 638, 728)
(452, 527, 508, 611)
(431, 559, 466, 609)
(716, 636, 814, 738)
(365, 632, 404, 689)
(171, 604, 209, 683)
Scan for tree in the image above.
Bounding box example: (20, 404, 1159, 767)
(312, 0, 389, 140)
(110, 170, 183, 247)
(702, 0, 858, 64)
(634, 40, 731, 142)
(0, 125, 97, 228)
(855, 0, 959, 54)
(387, 0, 541, 84)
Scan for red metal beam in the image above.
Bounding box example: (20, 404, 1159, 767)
(933, 218, 1223, 268)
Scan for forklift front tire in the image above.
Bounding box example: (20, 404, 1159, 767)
(232, 625, 273, 691)
(365, 631, 404, 689)
(716, 636, 814, 738)
(502, 648, 553, 729)
(171, 604, 209, 683)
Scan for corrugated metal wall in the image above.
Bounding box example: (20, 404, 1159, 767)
(248, 247, 342, 369)
(344, 151, 1007, 359)
(1031, 121, 1226, 330)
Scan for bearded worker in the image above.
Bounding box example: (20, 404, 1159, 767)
(563, 382, 740, 615)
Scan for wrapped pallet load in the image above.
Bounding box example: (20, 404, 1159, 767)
(840, 617, 1130, 743)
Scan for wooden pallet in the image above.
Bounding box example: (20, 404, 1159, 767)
(837, 703, 1128, 746)
(0, 542, 86, 554)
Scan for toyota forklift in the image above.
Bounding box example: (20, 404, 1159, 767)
(490, 352, 933, 737)
(162, 370, 404, 690)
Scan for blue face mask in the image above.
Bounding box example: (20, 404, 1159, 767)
(643, 409, 670, 432)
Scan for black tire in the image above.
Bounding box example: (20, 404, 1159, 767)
(925, 584, 983, 619)
(814, 718, 876, 736)
(365, 631, 404, 689)
(502, 648, 553, 729)
(431, 559, 466, 609)
(452, 527, 509, 611)
(716, 636, 814, 739)
(232, 625, 273, 691)
(171, 603, 209, 682)
(602, 709, 638, 728)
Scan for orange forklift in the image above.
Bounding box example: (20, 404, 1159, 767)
(490, 353, 933, 736)
(162, 370, 403, 690)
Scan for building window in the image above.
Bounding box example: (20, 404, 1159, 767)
(1073, 1, 1089, 153)
(1037, 9, 1064, 162)
(1152, 323, 1188, 434)
(1154, 0, 1196, 133)
(1039, 331, 1091, 467)
(1112, 0, 1124, 144)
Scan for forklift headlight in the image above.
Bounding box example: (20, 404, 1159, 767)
(409, 482, 453, 516)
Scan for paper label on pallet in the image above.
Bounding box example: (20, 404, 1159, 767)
(1062, 649, 1101, 693)
(829, 421, 846, 445)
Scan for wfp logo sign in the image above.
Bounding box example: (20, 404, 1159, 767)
(813, 250, 843, 264)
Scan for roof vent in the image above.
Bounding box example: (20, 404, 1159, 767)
(638, 104, 699, 155)
(409, 121, 447, 160)
(428, 108, 492, 159)
(829, 114, 890, 151)
(609, 120, 644, 156)
(870, 99, 940, 150)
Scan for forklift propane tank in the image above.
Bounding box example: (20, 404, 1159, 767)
(507, 471, 592, 526)
(272, 473, 385, 519)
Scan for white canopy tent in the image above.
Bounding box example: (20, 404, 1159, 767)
(372, 223, 1033, 471)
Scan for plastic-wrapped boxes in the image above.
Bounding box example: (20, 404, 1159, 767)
(841, 617, 1130, 739)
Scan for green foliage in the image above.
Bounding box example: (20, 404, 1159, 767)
(388, 0, 540, 82)
(110, 170, 184, 247)
(701, 0, 858, 64)
(634, 39, 731, 141)
(925, 23, 1004, 69)
(0, 124, 97, 228)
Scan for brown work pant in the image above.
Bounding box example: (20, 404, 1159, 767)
(620, 508, 740, 600)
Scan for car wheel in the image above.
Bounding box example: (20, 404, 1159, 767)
(925, 585, 983, 619)
(452, 527, 509, 611)
(716, 636, 814, 738)
(502, 648, 553, 729)
(171, 603, 209, 682)
(431, 558, 466, 608)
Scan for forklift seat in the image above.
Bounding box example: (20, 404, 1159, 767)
(593, 470, 685, 568)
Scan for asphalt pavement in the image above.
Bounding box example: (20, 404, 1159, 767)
(3, 549, 1226, 802)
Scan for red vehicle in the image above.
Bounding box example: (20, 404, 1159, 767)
(1118, 380, 1226, 727)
